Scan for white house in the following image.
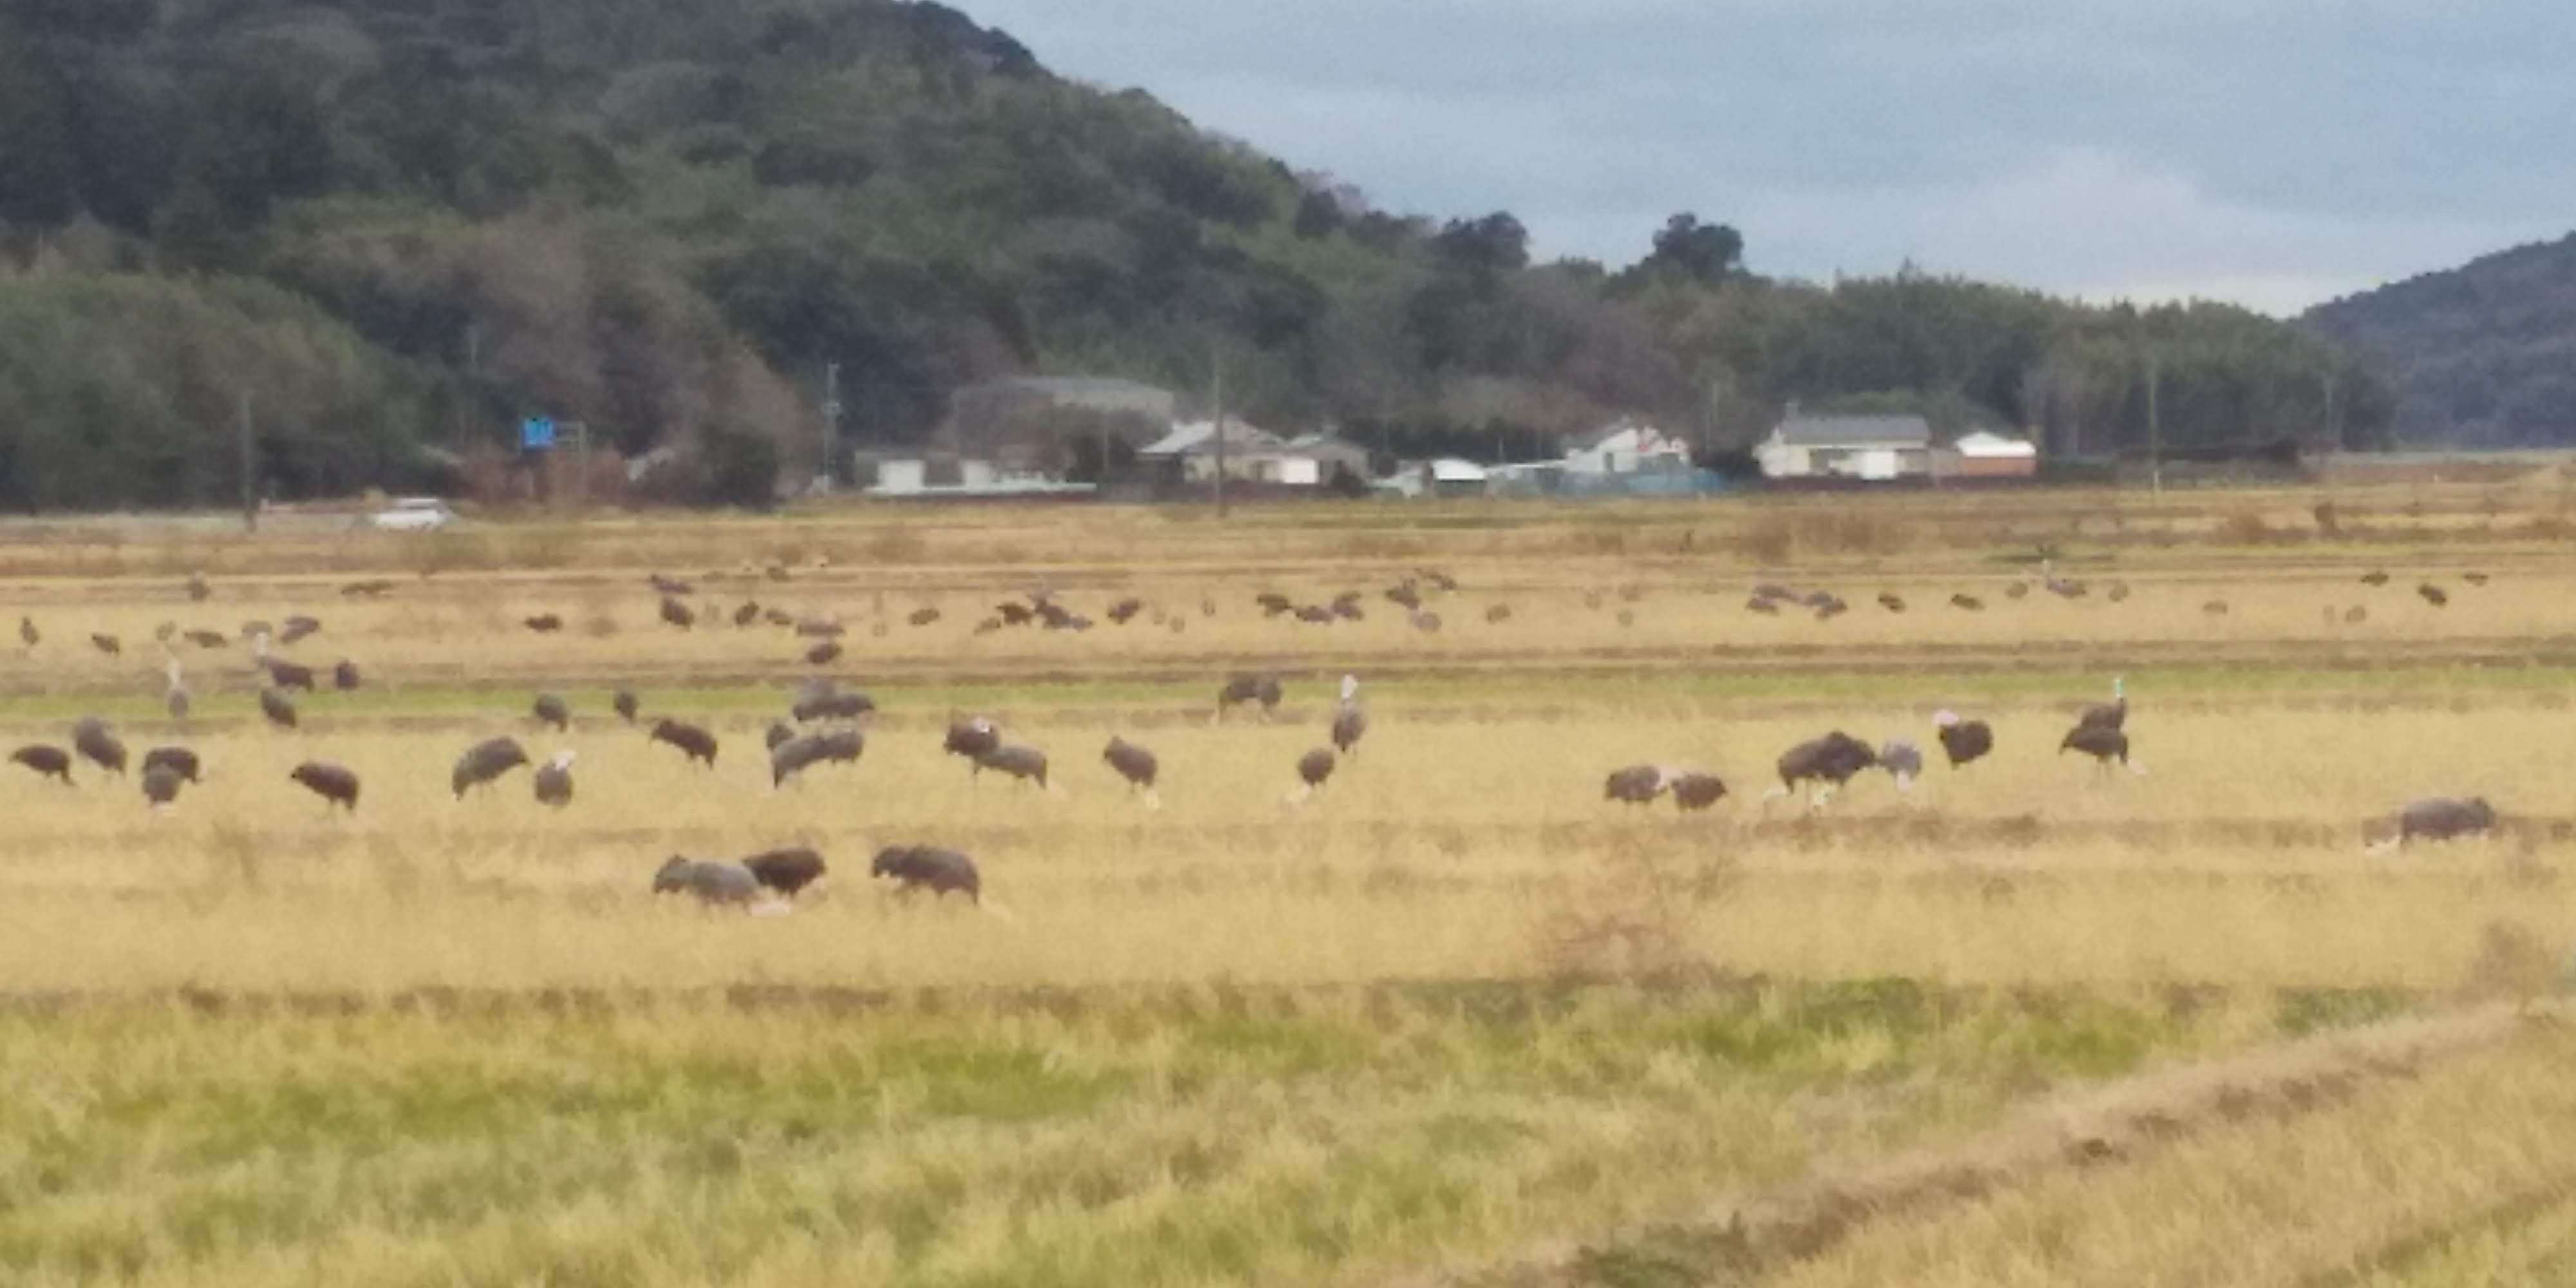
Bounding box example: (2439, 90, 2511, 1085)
(1947, 430, 2040, 478)
(1566, 419, 1692, 475)
(1757, 413, 1935, 481)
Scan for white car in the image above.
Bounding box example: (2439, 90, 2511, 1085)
(369, 498, 459, 532)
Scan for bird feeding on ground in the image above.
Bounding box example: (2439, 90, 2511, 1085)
(10, 744, 73, 784)
(533, 752, 576, 808)
(2060, 724, 2145, 774)
(289, 762, 360, 811)
(141, 764, 185, 811)
(1101, 736, 1160, 807)
(1765, 732, 1878, 808)
(1878, 738, 1924, 793)
(1289, 748, 1336, 803)
(1604, 764, 1669, 806)
(1331, 674, 1368, 757)
(1933, 710, 1994, 769)
(2076, 677, 2127, 732)
(944, 717, 1001, 761)
(140, 746, 200, 784)
(650, 719, 719, 767)
(973, 744, 1051, 791)
(2367, 797, 2498, 853)
(453, 737, 532, 797)
(743, 848, 829, 899)
(1217, 674, 1283, 721)
(871, 846, 983, 904)
(72, 717, 126, 777)
(613, 689, 639, 723)
(652, 856, 760, 907)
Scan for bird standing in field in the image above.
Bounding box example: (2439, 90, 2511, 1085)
(1101, 736, 1160, 808)
(72, 717, 126, 777)
(141, 763, 185, 811)
(2368, 797, 2497, 853)
(290, 762, 360, 811)
(650, 719, 719, 768)
(1765, 732, 1878, 809)
(1217, 674, 1283, 721)
(163, 656, 191, 725)
(91, 632, 120, 657)
(613, 689, 639, 724)
(973, 744, 1052, 791)
(1604, 764, 1669, 806)
(533, 692, 570, 732)
(744, 848, 829, 899)
(652, 856, 759, 907)
(1289, 748, 1336, 803)
(2076, 677, 2127, 732)
(1933, 710, 1994, 769)
(1331, 674, 1368, 757)
(10, 744, 73, 784)
(2060, 724, 2143, 775)
(1670, 772, 1728, 812)
(533, 751, 576, 808)
(259, 688, 299, 730)
(452, 737, 531, 797)
(871, 846, 983, 904)
(1879, 739, 1924, 793)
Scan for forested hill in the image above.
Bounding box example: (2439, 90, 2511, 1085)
(0, 0, 2385, 509)
(2305, 234, 2576, 446)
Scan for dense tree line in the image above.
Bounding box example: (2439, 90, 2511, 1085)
(2306, 233, 2576, 447)
(0, 0, 2391, 509)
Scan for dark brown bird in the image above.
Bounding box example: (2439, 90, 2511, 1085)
(1877, 592, 1906, 612)
(290, 761, 360, 810)
(1291, 748, 1336, 802)
(973, 744, 1050, 789)
(2418, 582, 2448, 607)
(532, 693, 569, 731)
(452, 737, 531, 797)
(1767, 732, 1877, 806)
(90, 632, 120, 656)
(18, 616, 37, 650)
(259, 688, 299, 730)
(1933, 711, 1994, 768)
(185, 573, 211, 602)
(2060, 724, 2139, 772)
(523, 614, 564, 633)
(10, 744, 72, 784)
(140, 746, 201, 784)
(744, 848, 829, 898)
(650, 719, 719, 767)
(1671, 772, 1728, 811)
(279, 615, 322, 645)
(871, 846, 980, 902)
(791, 683, 873, 722)
(332, 659, 361, 691)
(141, 764, 185, 810)
(659, 596, 696, 629)
(2076, 678, 2127, 732)
(733, 601, 761, 628)
(944, 717, 1001, 761)
(1102, 736, 1160, 806)
(1950, 594, 1984, 611)
(533, 752, 576, 807)
(71, 717, 126, 777)
(1106, 598, 1145, 625)
(804, 641, 844, 666)
(613, 689, 639, 723)
(908, 607, 941, 627)
(1217, 674, 1283, 720)
(184, 629, 227, 649)
(1485, 604, 1512, 623)
(1603, 764, 1668, 806)
(2360, 570, 2390, 586)
(996, 602, 1035, 626)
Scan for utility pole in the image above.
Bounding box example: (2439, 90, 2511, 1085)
(2145, 349, 2164, 498)
(821, 361, 842, 494)
(1211, 356, 1228, 518)
(238, 391, 257, 533)
(2320, 368, 2340, 449)
(567, 421, 590, 511)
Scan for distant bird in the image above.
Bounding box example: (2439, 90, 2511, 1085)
(332, 659, 361, 691)
(2360, 570, 2390, 587)
(1877, 592, 1906, 612)
(1879, 738, 1924, 793)
(2202, 600, 2229, 616)
(184, 629, 227, 649)
(1408, 609, 1443, 633)
(141, 763, 185, 810)
(163, 656, 191, 723)
(340, 580, 395, 598)
(1290, 748, 1336, 802)
(804, 641, 844, 666)
(1933, 710, 1994, 769)
(2418, 582, 2448, 607)
(18, 616, 37, 650)
(185, 573, 211, 602)
(2004, 582, 2029, 600)
(10, 744, 72, 784)
(2345, 605, 2368, 624)
(871, 846, 981, 903)
(613, 689, 639, 723)
(791, 683, 873, 722)
(1331, 674, 1368, 757)
(2370, 797, 2497, 852)
(1485, 604, 1513, 623)
(1670, 772, 1728, 811)
(1746, 596, 1781, 616)
(1107, 598, 1146, 625)
(796, 617, 846, 638)
(766, 721, 795, 750)
(279, 615, 322, 645)
(523, 614, 564, 633)
(944, 717, 1001, 761)
(651, 719, 719, 767)
(90, 632, 120, 657)
(71, 717, 126, 777)
(764, 607, 796, 627)
(253, 633, 314, 690)
(258, 688, 299, 730)
(1767, 732, 1878, 807)
(289, 761, 360, 810)
(659, 596, 696, 629)
(973, 744, 1050, 790)
(733, 601, 761, 628)
(452, 737, 531, 797)
(652, 856, 758, 906)
(2106, 582, 2131, 603)
(140, 746, 201, 784)
(744, 848, 828, 898)
(1950, 594, 1984, 611)
(771, 730, 862, 787)
(2464, 571, 2490, 587)
(649, 573, 695, 596)
(533, 751, 576, 808)
(1604, 764, 1669, 806)
(1217, 674, 1283, 721)
(909, 607, 941, 627)
(1102, 736, 1160, 806)
(2060, 724, 2141, 772)
(2076, 677, 2127, 732)
(533, 692, 569, 731)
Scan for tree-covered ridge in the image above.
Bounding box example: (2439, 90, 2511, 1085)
(0, 0, 2386, 509)
(2305, 232, 2576, 446)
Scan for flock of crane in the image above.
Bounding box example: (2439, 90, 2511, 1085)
(1, 560, 2508, 914)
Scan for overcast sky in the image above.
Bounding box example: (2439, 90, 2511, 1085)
(961, 1, 2572, 317)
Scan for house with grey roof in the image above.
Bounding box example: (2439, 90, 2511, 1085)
(1757, 411, 1935, 482)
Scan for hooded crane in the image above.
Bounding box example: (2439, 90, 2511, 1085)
(259, 687, 299, 730)
(1670, 772, 1728, 812)
(945, 717, 1001, 761)
(1290, 748, 1336, 803)
(524, 614, 564, 634)
(290, 762, 360, 811)
(525, 693, 565, 731)
(871, 846, 981, 903)
(533, 751, 576, 808)
(650, 719, 719, 768)
(743, 848, 828, 898)
(453, 737, 531, 797)
(1933, 710, 1994, 768)
(973, 744, 1051, 790)
(770, 730, 863, 788)
(332, 659, 361, 691)
(764, 721, 796, 752)
(11, 744, 72, 784)
(18, 616, 37, 651)
(1765, 732, 1878, 808)
(613, 689, 640, 723)
(141, 746, 201, 784)
(1101, 736, 1160, 807)
(1879, 739, 1924, 793)
(279, 615, 322, 645)
(91, 632, 120, 657)
(252, 633, 316, 691)
(72, 717, 127, 777)
(1217, 674, 1283, 721)
(1604, 764, 1670, 806)
(163, 656, 191, 724)
(141, 764, 185, 811)
(659, 596, 696, 629)
(2076, 677, 2127, 732)
(2060, 724, 2144, 774)
(652, 856, 759, 907)
(1331, 674, 1368, 757)
(2368, 796, 2497, 853)
(791, 683, 875, 722)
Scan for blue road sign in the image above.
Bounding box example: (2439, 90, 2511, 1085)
(521, 417, 556, 450)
